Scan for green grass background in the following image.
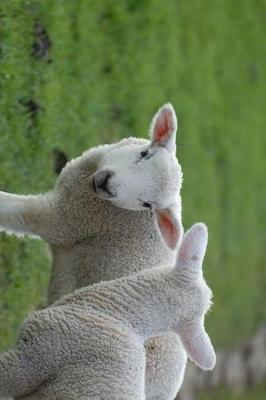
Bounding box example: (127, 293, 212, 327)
(0, 0, 265, 398)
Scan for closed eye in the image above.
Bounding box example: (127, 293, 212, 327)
(140, 150, 149, 159)
(142, 201, 152, 209)
(138, 198, 157, 209)
(136, 149, 155, 164)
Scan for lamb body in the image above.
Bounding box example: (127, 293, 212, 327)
(0, 224, 215, 400)
(0, 104, 182, 300)
(0, 105, 187, 399)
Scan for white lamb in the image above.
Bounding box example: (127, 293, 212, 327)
(0, 223, 216, 400)
(0, 104, 186, 399)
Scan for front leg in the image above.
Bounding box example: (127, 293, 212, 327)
(0, 191, 61, 243)
(145, 333, 187, 400)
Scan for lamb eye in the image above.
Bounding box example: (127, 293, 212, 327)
(142, 201, 152, 209)
(140, 150, 149, 159)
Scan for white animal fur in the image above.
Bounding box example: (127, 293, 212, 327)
(0, 104, 185, 399)
(0, 223, 216, 400)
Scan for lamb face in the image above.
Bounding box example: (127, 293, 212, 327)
(54, 103, 183, 249)
(92, 104, 182, 211)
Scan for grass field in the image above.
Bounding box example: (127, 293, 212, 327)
(199, 384, 266, 400)
(0, 0, 265, 398)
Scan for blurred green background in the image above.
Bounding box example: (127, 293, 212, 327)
(0, 0, 265, 398)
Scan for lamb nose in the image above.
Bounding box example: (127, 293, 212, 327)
(93, 170, 114, 196)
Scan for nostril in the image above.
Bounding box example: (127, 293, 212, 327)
(97, 171, 111, 190)
(101, 173, 111, 190)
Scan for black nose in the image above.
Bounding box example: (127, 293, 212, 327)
(92, 170, 114, 197)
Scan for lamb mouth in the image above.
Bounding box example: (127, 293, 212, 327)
(92, 178, 97, 193)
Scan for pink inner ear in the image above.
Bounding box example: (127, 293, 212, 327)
(180, 330, 216, 371)
(178, 239, 191, 265)
(158, 213, 178, 249)
(154, 108, 173, 142)
(182, 336, 203, 367)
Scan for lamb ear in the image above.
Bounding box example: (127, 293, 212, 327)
(154, 207, 183, 250)
(176, 223, 208, 275)
(179, 319, 216, 371)
(149, 103, 177, 154)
